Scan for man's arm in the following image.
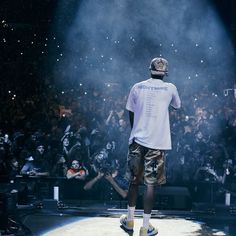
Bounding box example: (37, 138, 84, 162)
(35, 171, 50, 177)
(170, 85, 181, 109)
(66, 170, 80, 179)
(105, 110, 114, 125)
(126, 84, 136, 128)
(105, 174, 128, 199)
(83, 172, 104, 190)
(129, 111, 134, 129)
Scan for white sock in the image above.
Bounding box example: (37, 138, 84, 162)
(143, 213, 151, 229)
(127, 206, 135, 221)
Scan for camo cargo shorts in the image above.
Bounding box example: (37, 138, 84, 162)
(126, 141, 166, 186)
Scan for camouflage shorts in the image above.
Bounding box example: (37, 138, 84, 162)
(126, 142, 166, 186)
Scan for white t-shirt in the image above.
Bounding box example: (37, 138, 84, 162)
(126, 78, 181, 150)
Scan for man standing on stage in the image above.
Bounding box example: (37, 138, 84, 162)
(120, 57, 181, 236)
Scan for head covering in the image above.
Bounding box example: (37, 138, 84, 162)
(149, 57, 168, 76)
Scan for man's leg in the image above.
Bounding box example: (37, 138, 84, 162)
(126, 142, 143, 218)
(143, 184, 155, 214)
(127, 180, 140, 221)
(142, 185, 155, 230)
(120, 142, 143, 230)
(139, 149, 164, 235)
(128, 182, 139, 207)
(120, 182, 139, 230)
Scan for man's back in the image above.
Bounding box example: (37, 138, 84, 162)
(126, 78, 181, 150)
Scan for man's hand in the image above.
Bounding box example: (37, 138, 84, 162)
(97, 172, 104, 179)
(104, 173, 113, 183)
(28, 170, 37, 176)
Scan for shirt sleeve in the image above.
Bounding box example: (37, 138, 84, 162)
(20, 162, 32, 174)
(170, 84, 181, 109)
(126, 85, 136, 112)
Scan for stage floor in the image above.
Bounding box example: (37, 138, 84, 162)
(33, 216, 226, 236)
(20, 207, 236, 236)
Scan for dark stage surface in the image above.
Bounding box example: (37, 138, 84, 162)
(13, 202, 236, 236)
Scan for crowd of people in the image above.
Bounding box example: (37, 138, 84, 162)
(0, 77, 235, 200)
(1, 21, 236, 202)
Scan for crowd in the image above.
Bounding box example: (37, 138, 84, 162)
(168, 82, 236, 187)
(0, 75, 130, 198)
(1, 21, 236, 202)
(0, 78, 235, 194)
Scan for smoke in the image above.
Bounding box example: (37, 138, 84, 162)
(51, 0, 236, 184)
(53, 0, 235, 89)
